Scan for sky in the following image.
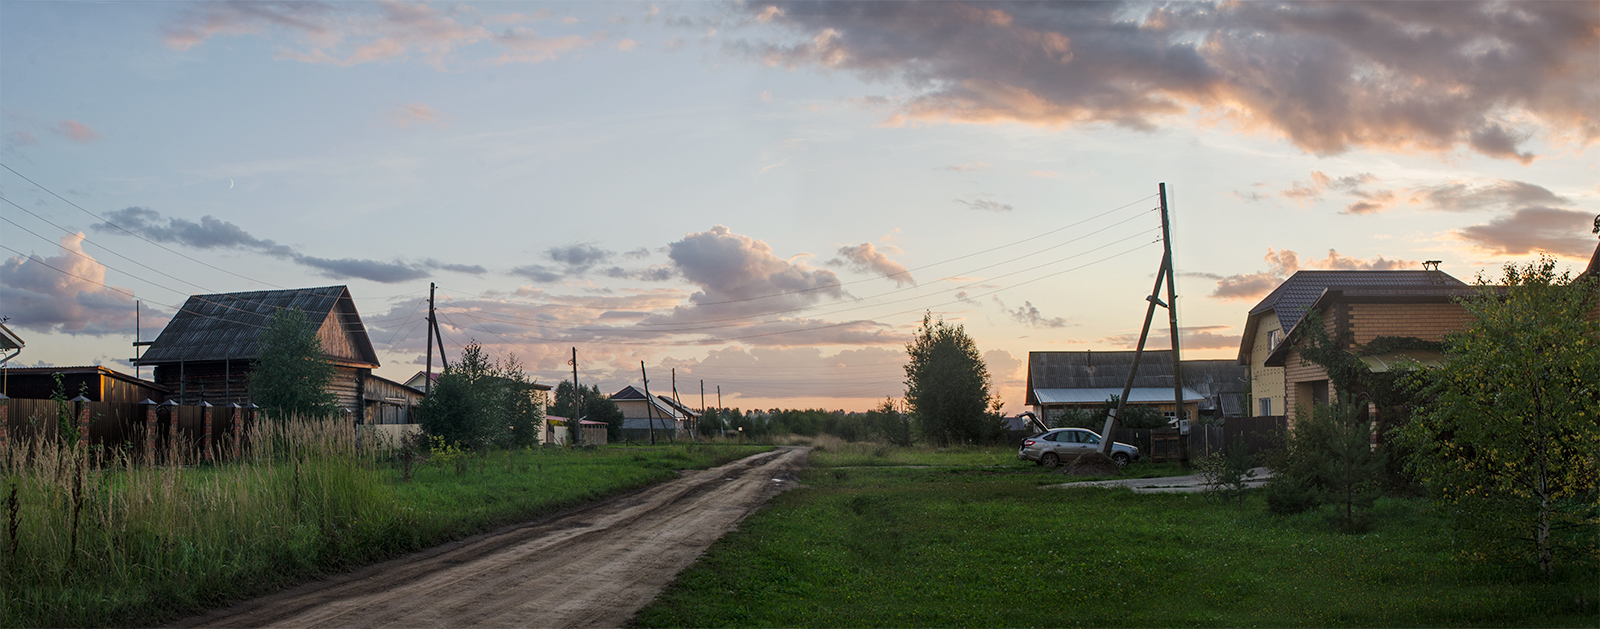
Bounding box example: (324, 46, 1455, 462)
(2, 0, 1597, 413)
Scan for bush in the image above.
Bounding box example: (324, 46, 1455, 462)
(1261, 403, 1383, 530)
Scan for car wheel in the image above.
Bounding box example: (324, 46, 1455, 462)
(1112, 452, 1130, 467)
(1041, 452, 1060, 468)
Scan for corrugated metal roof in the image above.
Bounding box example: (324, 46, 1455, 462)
(1026, 351, 1247, 414)
(137, 286, 378, 367)
(1033, 387, 1204, 405)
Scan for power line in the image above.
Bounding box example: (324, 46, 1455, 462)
(1, 162, 284, 288)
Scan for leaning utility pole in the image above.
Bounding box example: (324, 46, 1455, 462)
(641, 362, 657, 445)
(568, 347, 581, 446)
(1102, 183, 1188, 467)
(424, 283, 436, 395)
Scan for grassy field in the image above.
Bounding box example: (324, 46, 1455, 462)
(0, 421, 768, 628)
(634, 446, 1596, 627)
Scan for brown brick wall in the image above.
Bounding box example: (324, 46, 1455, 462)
(1346, 302, 1471, 345)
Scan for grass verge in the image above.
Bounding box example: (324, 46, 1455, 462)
(0, 422, 767, 628)
(634, 463, 1595, 627)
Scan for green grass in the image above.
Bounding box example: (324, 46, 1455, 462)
(0, 424, 768, 629)
(634, 464, 1597, 627)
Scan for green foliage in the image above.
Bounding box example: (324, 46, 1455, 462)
(903, 312, 999, 446)
(551, 381, 625, 442)
(1053, 397, 1167, 430)
(1195, 446, 1257, 503)
(249, 309, 338, 421)
(865, 398, 913, 447)
(1262, 403, 1384, 533)
(1398, 257, 1600, 576)
(418, 342, 544, 449)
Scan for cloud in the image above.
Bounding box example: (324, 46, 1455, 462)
(1101, 325, 1242, 351)
(956, 198, 1013, 212)
(549, 243, 612, 269)
(937, 160, 988, 172)
(0, 233, 142, 336)
(93, 206, 475, 283)
(1455, 207, 1596, 257)
(1006, 300, 1068, 328)
(383, 103, 451, 128)
(827, 242, 914, 286)
(665, 225, 844, 313)
(165, 0, 598, 69)
(54, 120, 101, 143)
(510, 244, 670, 283)
(664, 346, 905, 403)
(736, 1, 1599, 160)
(1028, 170, 1062, 179)
(617, 38, 638, 52)
(1419, 180, 1569, 213)
(10, 131, 38, 146)
(1208, 247, 1418, 301)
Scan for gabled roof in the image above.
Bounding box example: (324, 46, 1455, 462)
(138, 286, 379, 367)
(0, 323, 23, 352)
(1239, 270, 1466, 362)
(610, 385, 684, 418)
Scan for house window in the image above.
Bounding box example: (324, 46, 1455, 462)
(1259, 398, 1273, 416)
(1267, 329, 1281, 351)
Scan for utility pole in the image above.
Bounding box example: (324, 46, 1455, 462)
(717, 385, 724, 436)
(1102, 183, 1187, 467)
(671, 368, 690, 441)
(1158, 184, 1190, 468)
(641, 362, 657, 445)
(424, 284, 436, 396)
(700, 379, 705, 437)
(569, 347, 581, 446)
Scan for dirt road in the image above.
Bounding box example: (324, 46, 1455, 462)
(175, 446, 809, 629)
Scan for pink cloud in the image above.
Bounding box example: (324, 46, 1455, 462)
(54, 120, 101, 143)
(383, 102, 452, 128)
(0, 233, 143, 336)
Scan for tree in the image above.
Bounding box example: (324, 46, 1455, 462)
(250, 309, 338, 421)
(904, 312, 996, 446)
(1398, 257, 1599, 576)
(419, 342, 544, 449)
(551, 381, 625, 443)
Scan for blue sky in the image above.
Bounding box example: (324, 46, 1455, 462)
(3, 1, 1596, 412)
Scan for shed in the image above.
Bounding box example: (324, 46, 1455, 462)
(0, 365, 168, 403)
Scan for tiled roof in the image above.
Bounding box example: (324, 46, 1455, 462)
(1247, 270, 1466, 334)
(137, 286, 378, 366)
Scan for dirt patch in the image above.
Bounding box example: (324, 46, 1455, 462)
(171, 447, 810, 629)
(1064, 452, 1121, 477)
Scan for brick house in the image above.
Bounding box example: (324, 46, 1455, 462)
(1237, 270, 1469, 420)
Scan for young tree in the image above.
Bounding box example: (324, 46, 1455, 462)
(904, 312, 996, 446)
(551, 381, 624, 443)
(419, 342, 544, 449)
(1399, 257, 1599, 575)
(250, 309, 338, 421)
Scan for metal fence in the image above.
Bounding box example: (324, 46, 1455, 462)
(1116, 414, 1286, 463)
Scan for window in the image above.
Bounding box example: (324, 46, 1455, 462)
(1259, 398, 1273, 416)
(1267, 329, 1281, 351)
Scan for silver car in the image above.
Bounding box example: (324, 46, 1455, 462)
(1018, 428, 1141, 468)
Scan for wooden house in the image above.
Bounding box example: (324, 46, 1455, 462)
(135, 286, 382, 421)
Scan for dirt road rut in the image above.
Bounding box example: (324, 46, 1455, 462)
(176, 446, 809, 629)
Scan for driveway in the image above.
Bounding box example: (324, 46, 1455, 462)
(1048, 467, 1274, 493)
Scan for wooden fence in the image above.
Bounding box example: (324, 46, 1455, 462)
(0, 397, 256, 465)
(1116, 414, 1286, 463)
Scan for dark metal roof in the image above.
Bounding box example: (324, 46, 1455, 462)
(1262, 285, 1483, 367)
(0, 365, 169, 391)
(1026, 351, 1247, 412)
(1247, 270, 1466, 333)
(137, 286, 378, 367)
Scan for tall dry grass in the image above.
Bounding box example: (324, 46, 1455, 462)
(0, 416, 395, 627)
